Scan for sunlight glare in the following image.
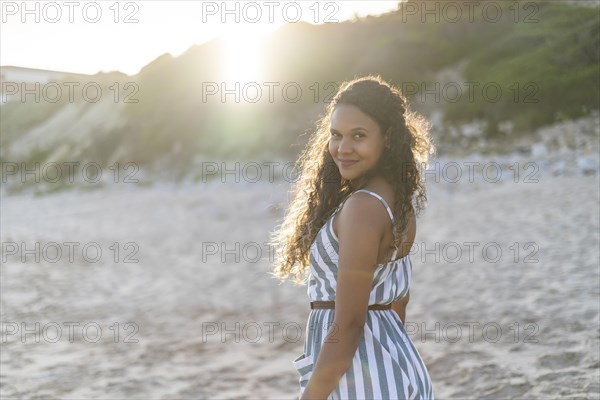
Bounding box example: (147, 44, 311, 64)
(221, 27, 266, 85)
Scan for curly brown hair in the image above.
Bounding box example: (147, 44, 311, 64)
(269, 74, 435, 285)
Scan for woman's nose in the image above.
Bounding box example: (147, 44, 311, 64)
(338, 138, 352, 154)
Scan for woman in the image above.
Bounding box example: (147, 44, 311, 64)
(270, 75, 435, 399)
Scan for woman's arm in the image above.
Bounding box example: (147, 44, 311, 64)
(300, 317, 364, 399)
(301, 194, 389, 400)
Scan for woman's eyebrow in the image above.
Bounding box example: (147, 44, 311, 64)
(329, 127, 368, 133)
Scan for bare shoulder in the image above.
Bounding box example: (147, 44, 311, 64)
(361, 179, 417, 256)
(336, 191, 390, 239)
(333, 193, 391, 273)
(364, 178, 417, 223)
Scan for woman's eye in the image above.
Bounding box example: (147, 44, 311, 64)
(330, 132, 364, 139)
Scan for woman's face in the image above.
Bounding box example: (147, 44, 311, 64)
(328, 103, 387, 183)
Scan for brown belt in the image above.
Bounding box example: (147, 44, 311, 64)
(310, 301, 392, 310)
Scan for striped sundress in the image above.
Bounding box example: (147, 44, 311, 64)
(293, 189, 435, 400)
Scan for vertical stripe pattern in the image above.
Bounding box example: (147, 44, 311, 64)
(293, 190, 435, 399)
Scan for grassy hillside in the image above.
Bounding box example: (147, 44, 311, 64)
(1, 1, 597, 180)
(447, 1, 599, 135)
(119, 0, 599, 159)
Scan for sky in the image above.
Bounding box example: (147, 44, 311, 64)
(1, 1, 401, 76)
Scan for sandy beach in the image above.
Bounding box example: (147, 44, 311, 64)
(1, 157, 599, 399)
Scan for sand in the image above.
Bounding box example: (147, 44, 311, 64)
(1, 160, 599, 399)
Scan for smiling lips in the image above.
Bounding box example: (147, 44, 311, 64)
(339, 159, 359, 167)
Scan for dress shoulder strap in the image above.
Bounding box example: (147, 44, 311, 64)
(354, 189, 395, 222)
(354, 189, 398, 261)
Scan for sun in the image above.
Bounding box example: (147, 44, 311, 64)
(220, 26, 267, 85)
